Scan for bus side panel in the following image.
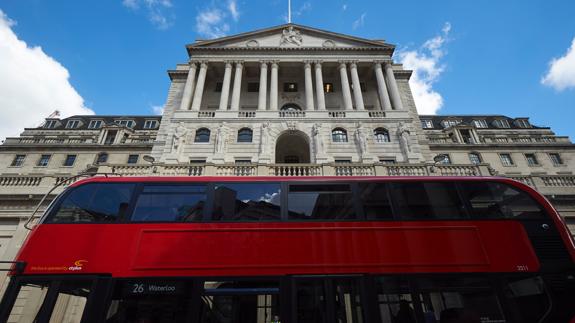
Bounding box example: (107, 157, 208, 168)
(17, 221, 539, 277)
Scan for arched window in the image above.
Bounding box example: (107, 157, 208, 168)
(332, 128, 348, 143)
(374, 128, 390, 143)
(469, 152, 482, 165)
(280, 104, 302, 111)
(194, 128, 210, 143)
(238, 128, 253, 143)
(96, 152, 108, 164)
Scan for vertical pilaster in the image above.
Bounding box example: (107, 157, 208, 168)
(218, 61, 233, 111)
(374, 61, 392, 110)
(269, 61, 279, 110)
(179, 62, 197, 110)
(314, 61, 327, 111)
(339, 62, 353, 110)
(384, 61, 404, 110)
(349, 62, 365, 110)
(258, 62, 268, 111)
(304, 62, 315, 110)
(230, 61, 243, 111)
(191, 61, 208, 111)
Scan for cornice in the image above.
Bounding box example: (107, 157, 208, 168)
(189, 46, 393, 53)
(167, 70, 189, 81)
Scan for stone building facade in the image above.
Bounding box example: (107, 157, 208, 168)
(1, 23, 574, 319)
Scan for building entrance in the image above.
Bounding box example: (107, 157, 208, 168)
(275, 131, 311, 163)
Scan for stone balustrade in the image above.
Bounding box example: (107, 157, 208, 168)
(269, 164, 322, 176)
(3, 164, 575, 197)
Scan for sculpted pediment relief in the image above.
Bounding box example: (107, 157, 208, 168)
(189, 24, 393, 50)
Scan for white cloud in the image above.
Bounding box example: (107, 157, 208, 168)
(122, 0, 174, 30)
(151, 104, 164, 115)
(397, 22, 451, 114)
(342, 4, 348, 11)
(352, 13, 366, 30)
(0, 10, 93, 141)
(228, 0, 240, 22)
(541, 37, 575, 91)
(195, 1, 242, 39)
(195, 8, 229, 39)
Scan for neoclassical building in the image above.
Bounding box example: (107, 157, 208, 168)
(1, 23, 575, 317)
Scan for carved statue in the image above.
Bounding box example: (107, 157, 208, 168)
(312, 123, 324, 155)
(172, 122, 188, 154)
(280, 26, 303, 46)
(355, 125, 368, 156)
(397, 122, 412, 155)
(214, 122, 229, 154)
(260, 122, 271, 154)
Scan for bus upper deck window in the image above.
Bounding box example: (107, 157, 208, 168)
(212, 183, 281, 221)
(458, 182, 545, 219)
(132, 185, 207, 222)
(287, 184, 355, 220)
(390, 182, 465, 220)
(48, 183, 135, 223)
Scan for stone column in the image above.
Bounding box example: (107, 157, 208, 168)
(349, 62, 365, 110)
(191, 62, 208, 111)
(269, 62, 279, 110)
(304, 62, 315, 110)
(314, 61, 326, 110)
(258, 62, 268, 110)
(339, 62, 353, 110)
(374, 62, 392, 110)
(230, 61, 243, 111)
(179, 62, 197, 110)
(384, 61, 404, 110)
(218, 61, 233, 111)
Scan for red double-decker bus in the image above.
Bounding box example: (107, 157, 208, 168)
(1, 176, 574, 322)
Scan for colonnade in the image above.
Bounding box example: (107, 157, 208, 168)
(179, 60, 404, 112)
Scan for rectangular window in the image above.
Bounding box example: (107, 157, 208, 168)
(473, 119, 488, 128)
(37, 154, 51, 167)
(390, 182, 464, 219)
(44, 120, 57, 128)
(247, 82, 259, 92)
(116, 120, 135, 128)
(458, 181, 545, 219)
(515, 119, 531, 128)
(215, 82, 223, 92)
(201, 281, 280, 323)
(500, 153, 514, 166)
(549, 153, 563, 165)
(358, 182, 393, 219)
(65, 120, 80, 129)
(525, 153, 539, 166)
(441, 119, 461, 128)
(324, 83, 334, 93)
(421, 119, 434, 129)
(7, 281, 50, 321)
(493, 119, 510, 128)
(63, 154, 77, 167)
(10, 154, 26, 167)
(88, 120, 102, 129)
(296, 278, 363, 323)
(189, 159, 206, 163)
(283, 82, 298, 92)
(104, 130, 117, 145)
(379, 158, 396, 164)
(127, 154, 139, 164)
(469, 153, 482, 165)
(334, 159, 352, 163)
(132, 185, 207, 222)
(143, 120, 158, 129)
(49, 183, 135, 223)
(213, 183, 281, 221)
(49, 281, 92, 322)
(287, 184, 355, 220)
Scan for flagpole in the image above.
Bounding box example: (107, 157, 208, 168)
(288, 0, 291, 23)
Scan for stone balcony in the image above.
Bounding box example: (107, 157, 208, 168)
(174, 109, 410, 120)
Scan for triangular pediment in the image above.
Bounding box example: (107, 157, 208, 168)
(187, 23, 394, 51)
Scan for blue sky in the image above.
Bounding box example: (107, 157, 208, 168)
(0, 0, 574, 140)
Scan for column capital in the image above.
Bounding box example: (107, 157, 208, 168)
(349, 62, 358, 69)
(259, 61, 269, 67)
(304, 61, 312, 69)
(223, 61, 233, 68)
(199, 61, 208, 69)
(234, 60, 244, 66)
(338, 61, 348, 69)
(314, 60, 323, 68)
(270, 61, 280, 68)
(382, 60, 394, 67)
